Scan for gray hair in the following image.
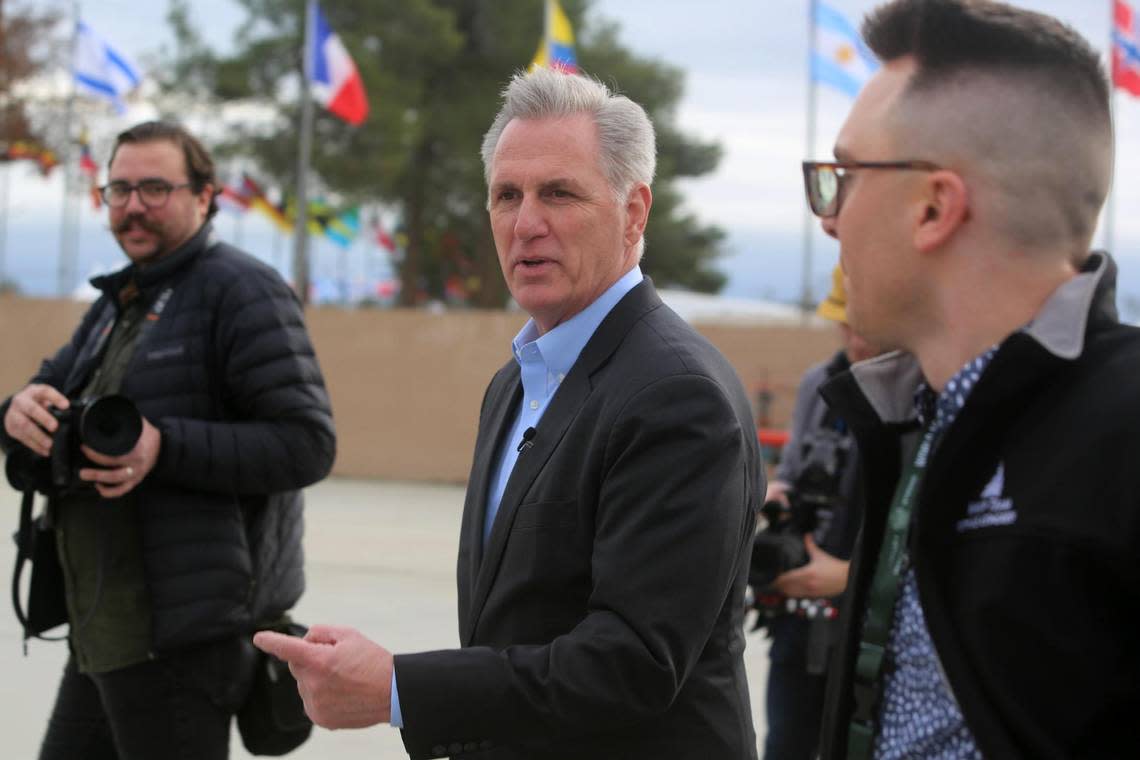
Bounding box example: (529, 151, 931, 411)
(481, 67, 657, 200)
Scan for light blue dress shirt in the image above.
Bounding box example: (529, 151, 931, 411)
(390, 266, 644, 729)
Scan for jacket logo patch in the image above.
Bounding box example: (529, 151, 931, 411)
(145, 344, 186, 361)
(956, 463, 1017, 533)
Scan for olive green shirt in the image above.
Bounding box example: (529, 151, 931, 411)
(55, 292, 152, 673)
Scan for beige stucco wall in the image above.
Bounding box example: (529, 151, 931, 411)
(0, 295, 837, 483)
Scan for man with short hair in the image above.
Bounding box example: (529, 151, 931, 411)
(256, 67, 762, 759)
(801, 1, 1140, 758)
(1, 121, 336, 758)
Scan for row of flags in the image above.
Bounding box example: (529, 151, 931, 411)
(1, 141, 59, 176)
(73, 1, 370, 126)
(217, 173, 399, 254)
(39, 1, 1140, 228)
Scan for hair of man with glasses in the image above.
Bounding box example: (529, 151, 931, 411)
(110, 121, 220, 219)
(863, 0, 1112, 254)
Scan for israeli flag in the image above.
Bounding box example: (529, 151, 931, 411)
(74, 21, 141, 113)
(812, 2, 879, 98)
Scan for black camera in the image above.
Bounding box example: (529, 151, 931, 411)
(748, 426, 851, 591)
(5, 395, 142, 496)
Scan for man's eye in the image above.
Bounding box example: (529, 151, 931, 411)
(496, 190, 518, 202)
(139, 180, 169, 193)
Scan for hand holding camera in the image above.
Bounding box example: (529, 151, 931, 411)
(4, 384, 70, 458)
(770, 534, 849, 599)
(78, 416, 161, 499)
(4, 385, 159, 498)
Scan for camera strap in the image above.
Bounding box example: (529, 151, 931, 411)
(846, 423, 940, 760)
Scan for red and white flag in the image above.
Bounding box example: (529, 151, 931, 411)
(307, 1, 369, 125)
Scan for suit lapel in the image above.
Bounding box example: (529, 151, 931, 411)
(457, 365, 521, 627)
(462, 278, 665, 645)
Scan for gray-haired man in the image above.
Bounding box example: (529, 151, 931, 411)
(256, 67, 763, 760)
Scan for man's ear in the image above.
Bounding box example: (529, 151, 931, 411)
(913, 170, 969, 253)
(197, 183, 215, 216)
(624, 183, 653, 249)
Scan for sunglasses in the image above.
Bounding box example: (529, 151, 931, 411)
(802, 160, 941, 218)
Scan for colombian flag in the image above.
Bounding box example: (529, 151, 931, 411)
(530, 0, 578, 73)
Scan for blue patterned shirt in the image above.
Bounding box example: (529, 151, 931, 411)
(873, 348, 997, 760)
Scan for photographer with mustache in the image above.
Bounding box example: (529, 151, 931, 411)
(1, 121, 336, 759)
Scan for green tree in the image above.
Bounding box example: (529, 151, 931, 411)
(157, 0, 726, 305)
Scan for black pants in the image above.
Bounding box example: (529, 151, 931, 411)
(763, 617, 828, 760)
(39, 636, 257, 760)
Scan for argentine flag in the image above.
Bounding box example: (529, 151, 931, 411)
(74, 21, 141, 113)
(307, 0, 369, 126)
(813, 2, 879, 98)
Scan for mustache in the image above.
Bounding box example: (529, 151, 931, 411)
(114, 214, 162, 235)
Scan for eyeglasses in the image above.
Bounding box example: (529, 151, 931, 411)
(99, 179, 193, 209)
(802, 160, 941, 218)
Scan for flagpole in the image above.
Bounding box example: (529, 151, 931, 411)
(0, 1, 9, 288)
(292, 0, 315, 306)
(1105, 1, 1118, 255)
(0, 164, 9, 288)
(57, 0, 81, 297)
(800, 0, 819, 318)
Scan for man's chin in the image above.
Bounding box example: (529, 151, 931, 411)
(119, 242, 164, 265)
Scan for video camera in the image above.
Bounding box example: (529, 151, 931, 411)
(748, 426, 850, 626)
(5, 394, 143, 496)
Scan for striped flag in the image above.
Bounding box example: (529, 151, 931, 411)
(812, 2, 878, 98)
(74, 21, 141, 113)
(307, 0, 369, 125)
(530, 0, 578, 73)
(1114, 0, 1140, 97)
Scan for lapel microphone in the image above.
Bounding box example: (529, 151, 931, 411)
(517, 427, 537, 453)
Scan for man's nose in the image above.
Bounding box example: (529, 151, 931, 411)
(122, 187, 148, 214)
(513, 194, 548, 240)
(821, 214, 838, 240)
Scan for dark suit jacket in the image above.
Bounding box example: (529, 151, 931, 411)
(396, 279, 762, 759)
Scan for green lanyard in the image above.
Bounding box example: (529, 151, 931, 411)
(847, 423, 941, 760)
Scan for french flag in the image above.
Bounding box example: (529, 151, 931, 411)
(308, 1, 369, 125)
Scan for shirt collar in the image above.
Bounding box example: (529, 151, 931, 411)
(511, 266, 643, 378)
(849, 252, 1112, 425)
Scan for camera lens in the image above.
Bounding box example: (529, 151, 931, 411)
(79, 395, 142, 456)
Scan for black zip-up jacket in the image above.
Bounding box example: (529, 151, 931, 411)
(1, 223, 336, 652)
(817, 253, 1140, 759)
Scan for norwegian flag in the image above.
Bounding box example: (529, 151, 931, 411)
(1114, 0, 1140, 96)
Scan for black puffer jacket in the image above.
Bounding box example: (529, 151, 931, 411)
(1, 222, 336, 652)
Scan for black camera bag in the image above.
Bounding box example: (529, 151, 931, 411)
(11, 489, 68, 643)
(237, 618, 313, 756)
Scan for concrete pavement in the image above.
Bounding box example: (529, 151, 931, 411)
(2, 477, 772, 758)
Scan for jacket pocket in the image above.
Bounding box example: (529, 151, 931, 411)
(514, 498, 578, 530)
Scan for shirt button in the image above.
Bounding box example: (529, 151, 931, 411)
(557, 373, 565, 382)
(529, 400, 539, 410)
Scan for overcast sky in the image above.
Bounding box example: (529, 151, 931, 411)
(6, 0, 1139, 308)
